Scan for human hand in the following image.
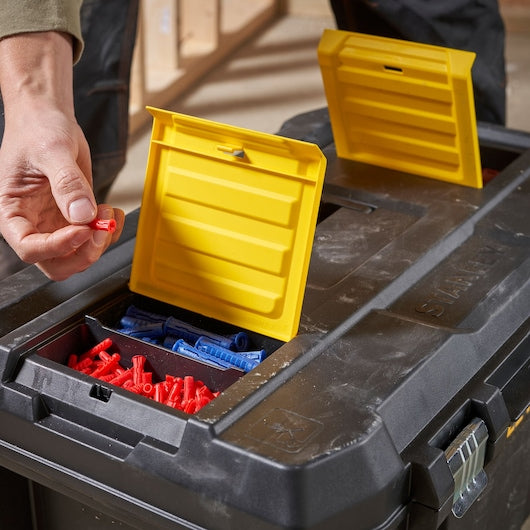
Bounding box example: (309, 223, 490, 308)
(0, 31, 124, 280)
(0, 119, 124, 279)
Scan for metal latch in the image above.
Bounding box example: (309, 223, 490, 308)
(445, 418, 489, 518)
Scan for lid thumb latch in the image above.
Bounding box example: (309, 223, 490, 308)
(217, 145, 246, 159)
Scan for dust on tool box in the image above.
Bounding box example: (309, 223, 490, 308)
(0, 32, 529, 530)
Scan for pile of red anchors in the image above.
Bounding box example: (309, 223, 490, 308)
(67, 338, 219, 413)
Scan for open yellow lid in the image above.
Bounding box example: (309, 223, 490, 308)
(129, 108, 326, 342)
(318, 30, 482, 188)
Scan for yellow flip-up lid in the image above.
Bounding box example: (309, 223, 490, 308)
(129, 108, 326, 342)
(318, 30, 482, 188)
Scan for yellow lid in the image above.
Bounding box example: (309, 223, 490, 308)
(318, 30, 482, 188)
(129, 108, 326, 342)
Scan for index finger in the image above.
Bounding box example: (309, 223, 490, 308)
(2, 217, 93, 264)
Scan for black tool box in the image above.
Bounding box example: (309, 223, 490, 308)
(0, 109, 529, 530)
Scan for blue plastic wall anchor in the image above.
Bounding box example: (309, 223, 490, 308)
(141, 337, 159, 345)
(117, 322, 165, 339)
(236, 345, 267, 362)
(125, 305, 166, 323)
(171, 339, 235, 369)
(125, 305, 250, 351)
(120, 316, 156, 330)
(194, 337, 259, 373)
(165, 316, 249, 352)
(195, 336, 265, 362)
(164, 317, 210, 348)
(229, 332, 250, 352)
(162, 335, 180, 349)
(237, 350, 267, 362)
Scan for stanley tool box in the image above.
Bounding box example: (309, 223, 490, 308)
(0, 108, 528, 530)
(0, 33, 529, 530)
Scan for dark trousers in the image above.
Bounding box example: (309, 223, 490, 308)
(73, 0, 140, 203)
(329, 0, 506, 125)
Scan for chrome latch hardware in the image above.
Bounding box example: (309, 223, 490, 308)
(445, 418, 488, 518)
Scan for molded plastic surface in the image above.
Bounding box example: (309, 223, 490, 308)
(0, 111, 529, 530)
(130, 108, 326, 342)
(318, 30, 482, 188)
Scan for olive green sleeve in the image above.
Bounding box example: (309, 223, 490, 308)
(0, 0, 84, 63)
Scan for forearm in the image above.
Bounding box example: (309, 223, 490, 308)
(0, 29, 97, 251)
(0, 8, 125, 281)
(0, 31, 75, 121)
(0, 0, 83, 63)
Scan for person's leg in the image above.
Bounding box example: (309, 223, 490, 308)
(329, 0, 506, 125)
(74, 0, 140, 203)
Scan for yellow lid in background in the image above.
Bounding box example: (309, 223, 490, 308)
(129, 108, 326, 342)
(318, 29, 482, 188)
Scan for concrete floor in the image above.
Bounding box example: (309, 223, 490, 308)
(107, 5, 530, 213)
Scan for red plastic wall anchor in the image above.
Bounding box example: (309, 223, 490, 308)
(183, 375, 195, 403)
(166, 378, 184, 408)
(109, 368, 133, 386)
(132, 355, 146, 385)
(67, 336, 218, 413)
(81, 338, 113, 360)
(91, 353, 121, 378)
(153, 383, 167, 403)
(196, 395, 211, 411)
(98, 351, 112, 362)
(67, 354, 78, 368)
(74, 357, 94, 372)
(482, 167, 499, 184)
(182, 399, 196, 414)
(141, 371, 153, 384)
(142, 383, 155, 397)
(196, 383, 215, 401)
(88, 218, 117, 233)
(98, 373, 117, 382)
(125, 383, 144, 394)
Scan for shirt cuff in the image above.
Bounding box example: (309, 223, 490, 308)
(0, 0, 84, 63)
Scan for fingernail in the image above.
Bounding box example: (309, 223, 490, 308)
(72, 231, 90, 248)
(69, 198, 96, 223)
(93, 230, 108, 246)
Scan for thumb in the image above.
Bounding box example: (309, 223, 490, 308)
(47, 163, 97, 225)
